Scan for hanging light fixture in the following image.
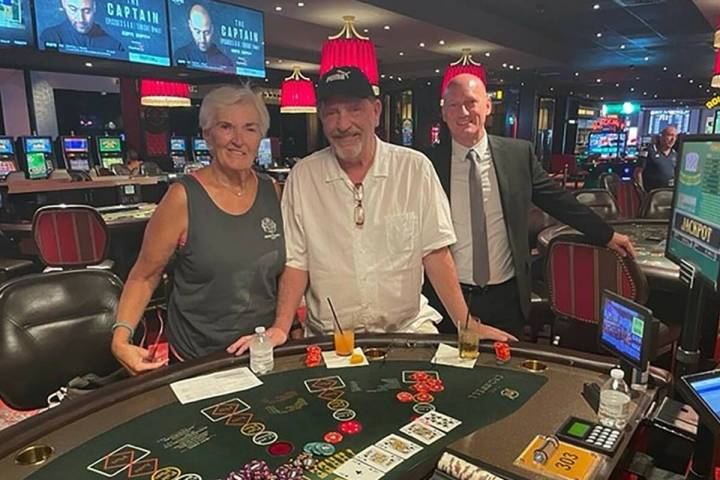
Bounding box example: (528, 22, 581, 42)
(139, 79, 191, 107)
(712, 50, 720, 89)
(319, 16, 379, 94)
(280, 66, 317, 113)
(440, 49, 487, 97)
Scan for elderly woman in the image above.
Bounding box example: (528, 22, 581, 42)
(111, 85, 285, 374)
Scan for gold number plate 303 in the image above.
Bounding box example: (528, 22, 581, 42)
(514, 435, 601, 480)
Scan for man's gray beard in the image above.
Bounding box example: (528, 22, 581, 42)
(332, 142, 363, 162)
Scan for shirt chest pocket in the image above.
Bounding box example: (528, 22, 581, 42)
(384, 213, 418, 269)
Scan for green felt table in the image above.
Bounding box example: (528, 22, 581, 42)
(0, 335, 667, 480)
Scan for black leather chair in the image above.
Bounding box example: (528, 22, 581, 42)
(0, 230, 39, 285)
(640, 188, 674, 220)
(573, 189, 621, 221)
(0, 270, 123, 410)
(111, 164, 132, 176)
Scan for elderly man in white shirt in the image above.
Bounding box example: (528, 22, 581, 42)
(227, 67, 515, 355)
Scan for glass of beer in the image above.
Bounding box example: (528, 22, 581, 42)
(334, 327, 355, 356)
(458, 325, 480, 360)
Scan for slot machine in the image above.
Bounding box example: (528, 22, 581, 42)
(57, 135, 93, 171)
(169, 136, 189, 171)
(191, 137, 212, 165)
(0, 136, 19, 180)
(17, 136, 56, 180)
(95, 136, 126, 170)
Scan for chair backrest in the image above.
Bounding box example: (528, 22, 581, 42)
(573, 189, 621, 221)
(141, 161, 163, 176)
(601, 172, 644, 218)
(528, 205, 559, 250)
(545, 234, 649, 325)
(111, 163, 131, 176)
(640, 188, 674, 220)
(0, 270, 123, 409)
(32, 205, 109, 268)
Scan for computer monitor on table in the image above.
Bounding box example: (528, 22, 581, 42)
(679, 369, 720, 435)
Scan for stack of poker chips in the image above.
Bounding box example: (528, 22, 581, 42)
(494, 342, 511, 364)
(226, 453, 316, 480)
(304, 345, 322, 367)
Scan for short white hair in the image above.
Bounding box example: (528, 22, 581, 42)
(199, 84, 270, 136)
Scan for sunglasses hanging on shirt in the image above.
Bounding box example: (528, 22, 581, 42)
(353, 183, 364, 227)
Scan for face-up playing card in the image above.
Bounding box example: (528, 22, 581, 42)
(355, 445, 404, 472)
(304, 375, 346, 393)
(334, 458, 384, 480)
(401, 370, 440, 383)
(200, 398, 250, 422)
(399, 420, 445, 445)
(418, 410, 462, 432)
(375, 433, 423, 459)
(86, 444, 150, 477)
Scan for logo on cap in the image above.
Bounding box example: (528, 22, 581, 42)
(325, 69, 352, 83)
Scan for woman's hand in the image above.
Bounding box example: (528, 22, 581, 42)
(112, 341, 166, 376)
(470, 318, 519, 342)
(227, 327, 289, 356)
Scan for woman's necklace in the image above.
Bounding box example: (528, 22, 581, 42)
(214, 170, 257, 197)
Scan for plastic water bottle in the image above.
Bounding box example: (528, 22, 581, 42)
(598, 368, 631, 429)
(249, 327, 274, 375)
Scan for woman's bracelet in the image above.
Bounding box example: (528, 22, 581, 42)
(111, 321, 135, 340)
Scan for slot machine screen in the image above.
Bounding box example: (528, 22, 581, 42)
(98, 137, 122, 153)
(193, 138, 209, 152)
(170, 137, 187, 152)
(0, 137, 14, 154)
(256, 137, 272, 168)
(24, 137, 52, 153)
(26, 152, 48, 179)
(62, 137, 88, 152)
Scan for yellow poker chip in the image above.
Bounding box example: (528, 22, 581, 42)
(151, 466, 182, 480)
(240, 422, 265, 436)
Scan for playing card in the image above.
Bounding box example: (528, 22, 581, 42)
(418, 410, 462, 432)
(334, 458, 384, 480)
(304, 375, 346, 393)
(400, 420, 445, 445)
(401, 370, 440, 383)
(86, 444, 150, 477)
(375, 433, 423, 459)
(356, 445, 404, 472)
(200, 398, 250, 422)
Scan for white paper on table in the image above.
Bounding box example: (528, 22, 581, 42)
(170, 366, 263, 404)
(321, 347, 369, 369)
(431, 343, 478, 369)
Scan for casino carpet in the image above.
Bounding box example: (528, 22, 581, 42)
(0, 399, 41, 432)
(26, 360, 547, 479)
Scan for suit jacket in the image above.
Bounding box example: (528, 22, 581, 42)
(426, 135, 614, 320)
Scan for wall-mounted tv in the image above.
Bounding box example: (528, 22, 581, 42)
(169, 0, 265, 77)
(0, 0, 34, 47)
(35, 0, 170, 66)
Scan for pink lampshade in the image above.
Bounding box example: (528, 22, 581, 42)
(319, 16, 379, 93)
(280, 67, 317, 113)
(140, 79, 191, 107)
(715, 15, 720, 49)
(713, 49, 720, 89)
(440, 49, 487, 97)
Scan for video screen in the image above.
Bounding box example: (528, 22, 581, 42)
(648, 109, 690, 135)
(600, 295, 645, 365)
(256, 137, 272, 168)
(0, 160, 17, 176)
(101, 157, 123, 168)
(24, 137, 52, 153)
(98, 137, 122, 153)
(26, 152, 48, 179)
(193, 138, 208, 151)
(690, 374, 720, 420)
(68, 158, 90, 170)
(667, 138, 720, 288)
(63, 137, 88, 152)
(588, 132, 626, 159)
(0, 0, 34, 47)
(169, 0, 265, 77)
(170, 137, 187, 151)
(0, 137, 14, 154)
(35, 0, 170, 66)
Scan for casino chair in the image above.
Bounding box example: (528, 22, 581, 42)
(601, 172, 645, 218)
(111, 164, 131, 176)
(640, 188, 674, 220)
(545, 234, 680, 359)
(0, 230, 40, 285)
(32, 205, 113, 271)
(139, 161, 163, 176)
(0, 269, 124, 410)
(573, 189, 621, 221)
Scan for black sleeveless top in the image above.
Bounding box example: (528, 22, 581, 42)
(167, 173, 285, 359)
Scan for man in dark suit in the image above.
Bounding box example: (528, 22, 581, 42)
(427, 74, 635, 337)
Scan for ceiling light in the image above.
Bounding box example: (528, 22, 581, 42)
(439, 40, 445, 45)
(398, 77, 402, 81)
(672, 99, 676, 103)
(85, 62, 93, 67)
(485, 52, 491, 57)
(434, 68, 440, 73)
(699, 84, 703, 88)
(419, 42, 425, 47)
(630, 87, 635, 91)
(654, 94, 658, 98)
(635, 76, 640, 80)
(502, 63, 507, 67)
(381, 74, 385, 78)
(549, 87, 554, 91)
(620, 44, 626, 49)
(363, 28, 369, 33)
(663, 66, 668, 71)
(278, 59, 283, 63)
(677, 73, 682, 78)
(586, 94, 590, 98)
(383, 25, 390, 30)
(516, 66, 520, 70)
(427, 81, 431, 85)
(600, 96, 604, 100)
(297, 1, 304, 6)
(644, 56, 649, 61)
(615, 83, 620, 87)
(275, 6, 282, 11)
(593, 4, 600, 10)
(689, 79, 694, 83)
(570, 91, 574, 95)
(596, 78, 601, 83)
(399, 51, 404, 56)
(574, 72, 579, 76)
(509, 65, 515, 69)
(596, 32, 602, 38)
(265, 60, 270, 65)
(388, 75, 393, 79)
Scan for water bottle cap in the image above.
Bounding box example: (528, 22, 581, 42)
(610, 368, 624, 379)
(255, 326, 266, 334)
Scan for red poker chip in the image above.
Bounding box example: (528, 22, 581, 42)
(324, 431, 343, 444)
(396, 391, 414, 403)
(411, 383, 430, 393)
(338, 420, 362, 435)
(414, 392, 434, 403)
(307, 345, 321, 352)
(411, 372, 429, 381)
(268, 441, 294, 456)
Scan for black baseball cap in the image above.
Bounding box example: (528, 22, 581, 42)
(317, 66, 376, 102)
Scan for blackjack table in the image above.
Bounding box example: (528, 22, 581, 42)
(0, 335, 669, 480)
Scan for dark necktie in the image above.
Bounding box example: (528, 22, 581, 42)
(467, 149, 490, 287)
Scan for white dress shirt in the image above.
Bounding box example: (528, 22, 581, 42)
(282, 137, 456, 335)
(450, 133, 515, 286)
